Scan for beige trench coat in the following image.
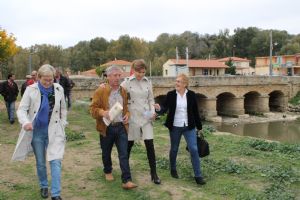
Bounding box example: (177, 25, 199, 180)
(11, 83, 67, 161)
(121, 76, 155, 141)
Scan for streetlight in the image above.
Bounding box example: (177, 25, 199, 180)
(269, 31, 279, 76)
(232, 45, 236, 57)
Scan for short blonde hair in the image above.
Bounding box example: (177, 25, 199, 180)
(38, 64, 56, 78)
(177, 73, 189, 87)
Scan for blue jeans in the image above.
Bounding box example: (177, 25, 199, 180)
(31, 127, 62, 197)
(100, 124, 132, 183)
(169, 126, 202, 178)
(5, 101, 15, 122)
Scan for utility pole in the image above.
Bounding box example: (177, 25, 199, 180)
(149, 61, 152, 77)
(176, 47, 179, 63)
(269, 31, 273, 76)
(186, 47, 189, 68)
(28, 52, 32, 74)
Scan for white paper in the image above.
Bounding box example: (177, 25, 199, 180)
(103, 102, 123, 126)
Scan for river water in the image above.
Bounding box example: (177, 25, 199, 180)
(210, 118, 300, 143)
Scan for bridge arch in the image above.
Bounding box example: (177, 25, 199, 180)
(217, 92, 239, 117)
(244, 91, 262, 114)
(269, 90, 285, 112)
(196, 93, 207, 120)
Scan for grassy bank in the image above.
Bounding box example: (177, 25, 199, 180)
(0, 102, 299, 200)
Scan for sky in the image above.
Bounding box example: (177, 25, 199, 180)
(1, 0, 300, 48)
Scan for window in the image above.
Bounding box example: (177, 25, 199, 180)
(165, 69, 168, 76)
(203, 69, 208, 75)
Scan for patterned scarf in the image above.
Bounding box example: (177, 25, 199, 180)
(34, 81, 54, 128)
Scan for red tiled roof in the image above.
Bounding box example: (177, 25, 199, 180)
(218, 57, 250, 62)
(170, 59, 227, 68)
(81, 69, 98, 76)
(103, 59, 132, 66)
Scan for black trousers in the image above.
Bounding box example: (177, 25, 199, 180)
(128, 139, 157, 174)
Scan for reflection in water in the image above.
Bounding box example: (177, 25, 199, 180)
(211, 118, 300, 143)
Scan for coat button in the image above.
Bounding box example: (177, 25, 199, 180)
(34, 111, 36, 113)
(55, 121, 58, 123)
(56, 110, 58, 113)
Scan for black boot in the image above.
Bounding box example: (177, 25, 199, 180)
(195, 177, 206, 185)
(127, 141, 134, 159)
(145, 139, 161, 184)
(170, 170, 179, 179)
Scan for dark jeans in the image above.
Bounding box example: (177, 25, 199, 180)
(100, 124, 132, 183)
(5, 101, 15, 122)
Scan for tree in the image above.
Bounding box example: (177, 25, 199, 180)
(0, 28, 19, 78)
(225, 58, 236, 75)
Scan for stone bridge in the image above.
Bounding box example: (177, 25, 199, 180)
(68, 76, 300, 121)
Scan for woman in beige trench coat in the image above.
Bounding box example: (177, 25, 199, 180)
(122, 59, 161, 184)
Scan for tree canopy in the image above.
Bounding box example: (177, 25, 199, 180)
(4, 27, 300, 78)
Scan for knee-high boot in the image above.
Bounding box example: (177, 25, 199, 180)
(144, 139, 161, 184)
(127, 141, 134, 159)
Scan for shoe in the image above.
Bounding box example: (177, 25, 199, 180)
(195, 177, 206, 185)
(40, 188, 48, 199)
(105, 173, 114, 181)
(170, 170, 179, 179)
(9, 120, 15, 124)
(51, 196, 62, 200)
(122, 181, 138, 190)
(151, 173, 161, 184)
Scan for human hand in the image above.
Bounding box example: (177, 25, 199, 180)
(123, 114, 129, 124)
(99, 83, 106, 88)
(150, 113, 157, 121)
(153, 103, 161, 111)
(24, 123, 33, 131)
(103, 111, 110, 120)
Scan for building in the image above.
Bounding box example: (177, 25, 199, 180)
(81, 59, 132, 78)
(102, 59, 132, 77)
(218, 57, 254, 75)
(163, 59, 228, 77)
(255, 53, 300, 76)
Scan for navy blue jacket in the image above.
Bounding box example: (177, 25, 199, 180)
(158, 89, 202, 131)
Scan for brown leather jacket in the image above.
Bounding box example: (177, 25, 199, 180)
(90, 85, 130, 136)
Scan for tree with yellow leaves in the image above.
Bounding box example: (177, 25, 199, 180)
(0, 27, 19, 79)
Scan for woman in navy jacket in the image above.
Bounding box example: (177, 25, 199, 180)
(155, 74, 205, 185)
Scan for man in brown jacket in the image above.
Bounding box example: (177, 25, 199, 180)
(90, 65, 137, 190)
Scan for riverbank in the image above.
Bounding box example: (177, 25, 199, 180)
(220, 112, 300, 124)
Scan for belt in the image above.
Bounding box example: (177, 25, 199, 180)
(109, 122, 123, 127)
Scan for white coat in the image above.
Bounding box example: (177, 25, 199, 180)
(12, 83, 67, 161)
(121, 75, 155, 141)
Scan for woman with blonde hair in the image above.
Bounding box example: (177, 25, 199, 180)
(12, 64, 67, 200)
(155, 73, 205, 185)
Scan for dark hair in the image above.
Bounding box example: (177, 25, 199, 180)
(7, 73, 14, 79)
(131, 59, 147, 72)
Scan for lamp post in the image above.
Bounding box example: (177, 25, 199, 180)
(269, 31, 273, 76)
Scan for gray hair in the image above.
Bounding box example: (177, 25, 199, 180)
(106, 65, 123, 75)
(38, 64, 56, 78)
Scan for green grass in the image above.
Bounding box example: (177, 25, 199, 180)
(289, 91, 300, 105)
(0, 103, 299, 200)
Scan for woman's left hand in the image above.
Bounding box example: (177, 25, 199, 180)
(150, 113, 157, 121)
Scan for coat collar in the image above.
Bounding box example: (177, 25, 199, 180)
(128, 75, 149, 82)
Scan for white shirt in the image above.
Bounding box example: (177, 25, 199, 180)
(173, 89, 188, 127)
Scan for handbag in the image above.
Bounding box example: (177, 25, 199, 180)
(196, 130, 210, 157)
(185, 130, 210, 157)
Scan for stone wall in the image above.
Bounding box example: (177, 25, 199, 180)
(4, 75, 300, 100)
